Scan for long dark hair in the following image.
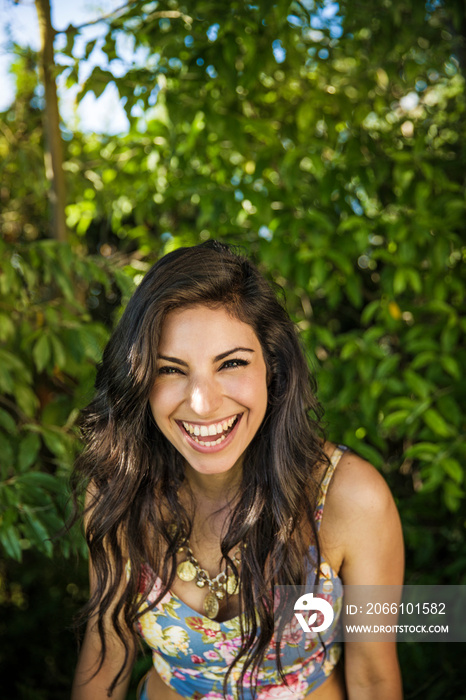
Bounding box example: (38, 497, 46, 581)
(71, 241, 329, 696)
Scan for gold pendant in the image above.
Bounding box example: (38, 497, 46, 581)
(204, 592, 219, 619)
(226, 575, 238, 595)
(322, 579, 333, 593)
(177, 560, 197, 582)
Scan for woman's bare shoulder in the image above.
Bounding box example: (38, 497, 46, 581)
(321, 444, 404, 585)
(323, 444, 394, 515)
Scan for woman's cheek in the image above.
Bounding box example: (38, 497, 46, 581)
(151, 378, 184, 405)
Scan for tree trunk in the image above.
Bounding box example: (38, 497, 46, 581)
(35, 0, 67, 242)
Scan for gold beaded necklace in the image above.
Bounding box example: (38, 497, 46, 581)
(174, 532, 242, 619)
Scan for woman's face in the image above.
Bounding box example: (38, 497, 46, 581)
(149, 305, 268, 477)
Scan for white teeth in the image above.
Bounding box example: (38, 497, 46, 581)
(181, 415, 239, 440)
(196, 435, 226, 447)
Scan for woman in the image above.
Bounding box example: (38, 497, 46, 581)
(71, 241, 404, 700)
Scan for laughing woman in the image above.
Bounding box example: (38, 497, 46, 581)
(71, 241, 404, 700)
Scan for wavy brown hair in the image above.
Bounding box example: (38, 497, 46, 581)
(71, 241, 329, 697)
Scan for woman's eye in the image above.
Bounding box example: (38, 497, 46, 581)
(220, 359, 249, 370)
(158, 366, 183, 375)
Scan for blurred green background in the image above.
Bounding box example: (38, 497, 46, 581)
(0, 0, 464, 698)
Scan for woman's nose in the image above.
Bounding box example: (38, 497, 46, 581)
(188, 376, 222, 417)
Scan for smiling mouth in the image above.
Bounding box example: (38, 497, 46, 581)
(178, 414, 241, 446)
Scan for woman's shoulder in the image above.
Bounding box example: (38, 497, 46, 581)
(324, 443, 395, 511)
(321, 443, 404, 585)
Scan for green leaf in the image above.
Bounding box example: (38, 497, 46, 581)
(393, 268, 407, 295)
(351, 442, 384, 468)
(440, 325, 459, 353)
(404, 442, 441, 460)
(54, 267, 75, 300)
(326, 250, 353, 276)
(410, 351, 436, 371)
(33, 334, 51, 372)
(49, 333, 67, 369)
(17, 472, 62, 493)
(0, 364, 14, 393)
(425, 300, 457, 319)
(114, 269, 137, 301)
(375, 355, 400, 379)
(382, 410, 410, 430)
(369, 380, 383, 399)
(79, 327, 105, 362)
(406, 399, 432, 425)
(340, 339, 359, 360)
(441, 458, 463, 484)
(404, 369, 432, 400)
(437, 395, 461, 428)
(357, 355, 375, 381)
(0, 525, 22, 561)
(0, 408, 16, 434)
(0, 432, 14, 472)
(0, 349, 29, 375)
(22, 506, 53, 556)
(0, 313, 15, 342)
(361, 300, 380, 325)
(314, 326, 336, 350)
(14, 385, 39, 417)
(41, 427, 69, 459)
(84, 38, 98, 60)
(83, 66, 115, 100)
(345, 275, 363, 307)
(406, 268, 422, 294)
(440, 356, 460, 380)
(18, 433, 41, 472)
(443, 480, 464, 512)
(423, 409, 455, 438)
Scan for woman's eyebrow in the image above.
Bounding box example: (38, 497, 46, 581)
(214, 347, 255, 362)
(157, 347, 254, 366)
(158, 355, 188, 367)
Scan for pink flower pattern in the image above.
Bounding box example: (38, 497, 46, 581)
(204, 649, 221, 661)
(190, 654, 206, 664)
(213, 637, 242, 664)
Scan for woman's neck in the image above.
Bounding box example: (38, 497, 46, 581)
(182, 459, 242, 510)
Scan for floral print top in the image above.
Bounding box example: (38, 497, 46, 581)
(135, 447, 346, 699)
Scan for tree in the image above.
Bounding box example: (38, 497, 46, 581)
(35, 0, 67, 241)
(0, 1, 465, 697)
(64, 0, 465, 508)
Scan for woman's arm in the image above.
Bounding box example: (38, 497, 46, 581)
(72, 607, 135, 700)
(326, 451, 405, 700)
(71, 487, 136, 700)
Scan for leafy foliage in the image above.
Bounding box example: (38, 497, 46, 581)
(57, 0, 465, 517)
(0, 236, 141, 561)
(0, 0, 465, 697)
